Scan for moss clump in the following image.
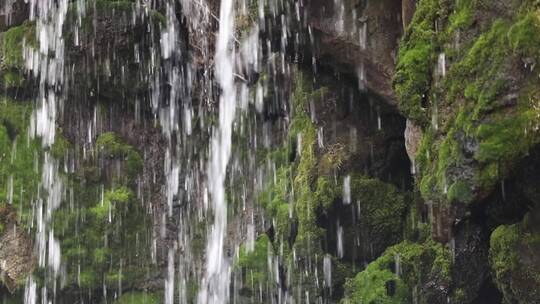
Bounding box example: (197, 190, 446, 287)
(1, 21, 36, 69)
(342, 256, 410, 303)
(2, 70, 25, 89)
(53, 131, 155, 292)
(342, 240, 452, 304)
(348, 176, 408, 247)
(489, 210, 540, 303)
(447, 180, 472, 203)
(0, 99, 42, 223)
(258, 166, 292, 241)
(50, 131, 72, 159)
(54, 181, 156, 291)
(113, 291, 161, 304)
(508, 11, 540, 62)
(90, 186, 132, 221)
(236, 234, 272, 290)
(393, 0, 446, 125)
(96, 132, 143, 179)
(447, 0, 475, 34)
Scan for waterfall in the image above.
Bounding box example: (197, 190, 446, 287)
(198, 0, 237, 301)
(24, 1, 68, 302)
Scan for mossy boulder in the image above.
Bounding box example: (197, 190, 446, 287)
(489, 208, 540, 303)
(0, 21, 35, 91)
(342, 240, 452, 304)
(96, 131, 143, 181)
(0, 99, 42, 220)
(397, 0, 540, 235)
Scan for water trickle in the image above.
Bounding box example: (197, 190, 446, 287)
(438, 53, 446, 78)
(343, 175, 351, 205)
(323, 254, 332, 289)
(7, 175, 13, 205)
(24, 277, 37, 304)
(394, 254, 401, 277)
(359, 20, 368, 50)
(337, 220, 344, 259)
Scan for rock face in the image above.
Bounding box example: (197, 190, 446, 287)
(0, 0, 27, 32)
(305, 0, 403, 104)
(0, 206, 34, 293)
(402, 0, 416, 29)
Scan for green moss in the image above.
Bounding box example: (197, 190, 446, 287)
(447, 180, 472, 203)
(447, 0, 476, 34)
(342, 240, 452, 304)
(0, 99, 42, 224)
(96, 132, 143, 180)
(53, 177, 155, 291)
(349, 177, 408, 240)
(490, 224, 520, 283)
(236, 234, 272, 288)
(2, 70, 25, 89)
(342, 258, 409, 304)
(394, 0, 445, 125)
(289, 74, 325, 257)
(474, 111, 534, 163)
(489, 212, 540, 303)
(50, 131, 72, 159)
(406, 3, 540, 207)
(508, 11, 540, 62)
(113, 291, 161, 304)
(314, 177, 338, 210)
(90, 186, 133, 221)
(258, 166, 291, 240)
(1, 21, 36, 69)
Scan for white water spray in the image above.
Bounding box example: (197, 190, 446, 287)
(198, 0, 237, 302)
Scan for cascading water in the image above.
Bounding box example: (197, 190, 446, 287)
(23, 1, 68, 302)
(198, 0, 236, 301)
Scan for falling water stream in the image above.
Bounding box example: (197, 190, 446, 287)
(198, 0, 236, 301)
(24, 1, 68, 302)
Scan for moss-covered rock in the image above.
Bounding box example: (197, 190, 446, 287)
(342, 240, 452, 304)
(96, 131, 143, 181)
(0, 99, 42, 222)
(398, 0, 540, 223)
(0, 21, 35, 91)
(489, 208, 540, 303)
(0, 21, 35, 69)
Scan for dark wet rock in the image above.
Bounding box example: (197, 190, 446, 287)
(0, 0, 28, 32)
(451, 219, 492, 303)
(305, 0, 403, 104)
(402, 0, 416, 29)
